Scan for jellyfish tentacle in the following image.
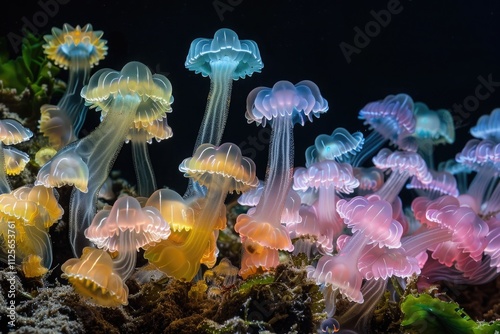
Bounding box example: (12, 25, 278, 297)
(196, 60, 238, 148)
(130, 128, 157, 197)
(69, 94, 141, 256)
(43, 23, 108, 137)
(58, 48, 92, 135)
(184, 28, 263, 199)
(37, 61, 173, 257)
(0, 145, 10, 194)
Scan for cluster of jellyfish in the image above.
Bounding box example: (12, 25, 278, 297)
(1, 23, 500, 333)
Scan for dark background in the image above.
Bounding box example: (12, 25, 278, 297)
(1, 0, 499, 193)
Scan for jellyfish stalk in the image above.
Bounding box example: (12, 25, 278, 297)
(43, 23, 108, 137)
(57, 48, 92, 135)
(195, 60, 238, 148)
(69, 95, 141, 256)
(37, 62, 174, 257)
(252, 116, 293, 224)
(0, 146, 10, 194)
(130, 128, 157, 197)
(184, 28, 263, 199)
(150, 176, 232, 281)
(145, 143, 257, 281)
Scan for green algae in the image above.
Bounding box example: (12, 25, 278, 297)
(238, 274, 275, 294)
(0, 33, 63, 127)
(401, 293, 500, 334)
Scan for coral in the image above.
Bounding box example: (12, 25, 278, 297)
(412, 102, 455, 169)
(34, 146, 57, 166)
(0, 279, 85, 333)
(38, 104, 77, 150)
(202, 264, 326, 333)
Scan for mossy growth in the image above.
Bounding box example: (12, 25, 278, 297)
(401, 293, 500, 334)
(237, 273, 275, 294)
(0, 33, 64, 127)
(372, 290, 402, 332)
(201, 263, 326, 333)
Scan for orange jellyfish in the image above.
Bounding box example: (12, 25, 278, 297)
(144, 142, 257, 281)
(62, 247, 129, 307)
(0, 119, 32, 194)
(0, 185, 63, 269)
(36, 61, 173, 257)
(84, 195, 170, 280)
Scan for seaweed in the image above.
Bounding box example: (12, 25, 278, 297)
(0, 33, 63, 127)
(401, 293, 500, 334)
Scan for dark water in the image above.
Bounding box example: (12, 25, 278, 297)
(1, 0, 500, 191)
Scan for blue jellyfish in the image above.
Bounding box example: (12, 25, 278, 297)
(43, 23, 108, 137)
(185, 28, 263, 148)
(352, 93, 416, 167)
(438, 159, 472, 194)
(305, 127, 364, 166)
(412, 102, 455, 169)
(184, 28, 263, 198)
(470, 108, 500, 142)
